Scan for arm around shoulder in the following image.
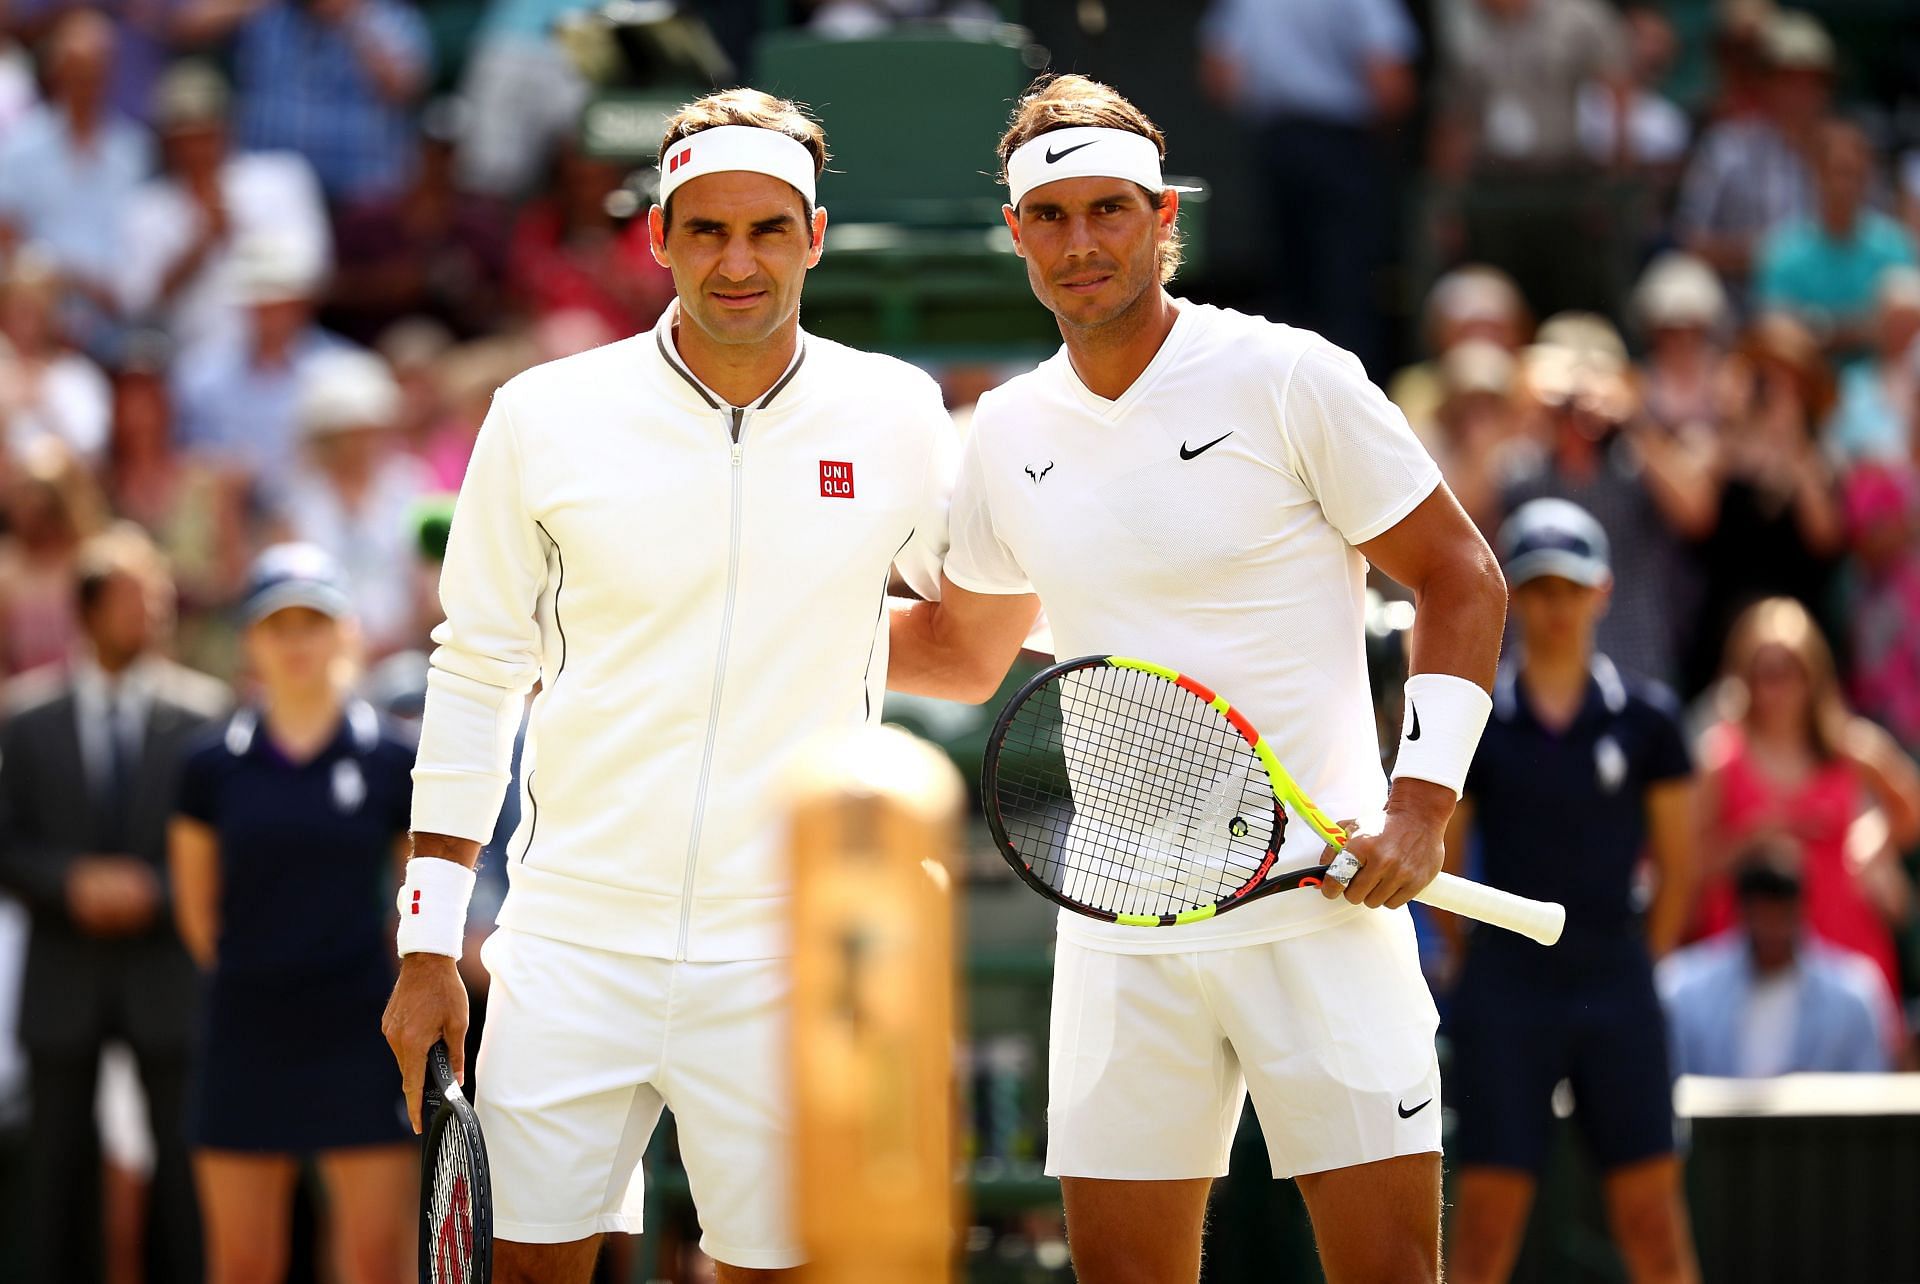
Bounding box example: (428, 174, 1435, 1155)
(888, 573, 1040, 704)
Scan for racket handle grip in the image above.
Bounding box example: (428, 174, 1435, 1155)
(1415, 872, 1566, 946)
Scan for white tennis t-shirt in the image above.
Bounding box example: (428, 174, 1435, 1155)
(948, 300, 1443, 955)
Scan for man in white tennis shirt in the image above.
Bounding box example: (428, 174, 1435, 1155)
(381, 89, 955, 1282)
(890, 76, 1508, 1282)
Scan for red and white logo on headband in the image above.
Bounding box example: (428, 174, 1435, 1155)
(667, 147, 692, 174)
(658, 125, 819, 207)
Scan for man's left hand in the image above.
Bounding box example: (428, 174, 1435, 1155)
(1318, 778, 1455, 909)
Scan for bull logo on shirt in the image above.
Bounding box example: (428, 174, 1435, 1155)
(1025, 462, 1055, 484)
(332, 759, 367, 814)
(1595, 736, 1627, 795)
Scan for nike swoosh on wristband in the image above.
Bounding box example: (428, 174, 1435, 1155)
(1398, 1098, 1432, 1119)
(1408, 703, 1422, 741)
(1179, 431, 1232, 460)
(1045, 140, 1098, 164)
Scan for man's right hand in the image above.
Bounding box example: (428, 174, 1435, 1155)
(382, 952, 469, 1134)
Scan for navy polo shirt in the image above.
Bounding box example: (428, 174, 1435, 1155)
(1464, 655, 1691, 956)
(177, 702, 414, 985)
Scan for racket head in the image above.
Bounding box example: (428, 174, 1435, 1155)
(982, 654, 1290, 926)
(419, 1040, 493, 1284)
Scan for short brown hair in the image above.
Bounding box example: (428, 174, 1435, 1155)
(997, 75, 1182, 281)
(658, 89, 828, 227)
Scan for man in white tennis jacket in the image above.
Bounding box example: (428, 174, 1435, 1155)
(381, 89, 954, 1283)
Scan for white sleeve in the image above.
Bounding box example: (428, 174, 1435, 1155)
(1281, 339, 1443, 546)
(411, 390, 549, 843)
(892, 399, 961, 602)
(117, 188, 180, 316)
(942, 423, 1033, 595)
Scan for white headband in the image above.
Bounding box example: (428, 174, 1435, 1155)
(1005, 126, 1200, 209)
(658, 124, 818, 207)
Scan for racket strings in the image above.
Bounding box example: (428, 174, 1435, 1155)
(994, 665, 1279, 918)
(428, 1121, 477, 1284)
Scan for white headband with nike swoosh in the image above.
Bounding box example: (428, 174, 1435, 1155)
(658, 124, 818, 207)
(1005, 126, 1201, 209)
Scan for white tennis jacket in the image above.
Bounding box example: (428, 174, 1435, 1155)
(411, 305, 954, 961)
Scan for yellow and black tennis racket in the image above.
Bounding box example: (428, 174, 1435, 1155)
(983, 655, 1565, 945)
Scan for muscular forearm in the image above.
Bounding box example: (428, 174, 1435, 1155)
(410, 832, 482, 869)
(886, 600, 1007, 703)
(1402, 556, 1506, 692)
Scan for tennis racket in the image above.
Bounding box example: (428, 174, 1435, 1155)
(982, 655, 1565, 946)
(420, 1039, 492, 1284)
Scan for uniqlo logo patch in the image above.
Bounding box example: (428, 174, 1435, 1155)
(819, 460, 855, 498)
(668, 147, 692, 173)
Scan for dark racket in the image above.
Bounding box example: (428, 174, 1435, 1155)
(983, 655, 1566, 945)
(420, 1039, 493, 1284)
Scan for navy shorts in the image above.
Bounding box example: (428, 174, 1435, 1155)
(1446, 938, 1675, 1175)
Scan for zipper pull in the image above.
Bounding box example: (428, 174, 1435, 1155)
(731, 444, 743, 466)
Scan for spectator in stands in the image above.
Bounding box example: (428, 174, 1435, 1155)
(178, 0, 430, 204)
(1427, 339, 1521, 533)
(170, 233, 348, 490)
(1576, 3, 1689, 179)
(1661, 845, 1898, 1075)
(1838, 463, 1920, 755)
(1695, 597, 1919, 1002)
(1198, 0, 1418, 374)
(272, 348, 432, 657)
(1442, 498, 1698, 1284)
(505, 142, 675, 338)
(330, 108, 510, 344)
(0, 525, 230, 1284)
(0, 11, 149, 339)
(453, 0, 594, 199)
(0, 440, 108, 675)
(1676, 9, 1832, 289)
(1825, 267, 1920, 467)
(1501, 331, 1716, 687)
(413, 333, 535, 491)
(1388, 263, 1531, 441)
(169, 544, 414, 1284)
(1755, 120, 1917, 362)
(120, 62, 330, 355)
(1631, 251, 1733, 438)
(1683, 314, 1843, 691)
(1430, 0, 1633, 319)
(0, 250, 112, 467)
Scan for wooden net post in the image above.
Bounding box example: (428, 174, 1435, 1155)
(788, 726, 964, 1284)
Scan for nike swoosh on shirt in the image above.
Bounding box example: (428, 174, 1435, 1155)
(1179, 432, 1232, 460)
(1398, 1098, 1432, 1119)
(1045, 140, 1098, 164)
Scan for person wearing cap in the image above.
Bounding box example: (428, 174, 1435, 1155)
(1632, 251, 1733, 437)
(380, 88, 956, 1281)
(888, 74, 1507, 1282)
(169, 231, 350, 487)
(0, 524, 229, 1284)
(1659, 839, 1898, 1076)
(1676, 8, 1833, 285)
(120, 61, 330, 354)
(169, 542, 416, 1283)
(1755, 119, 1918, 362)
(1825, 266, 1920, 468)
(1440, 497, 1699, 1284)
(273, 346, 434, 656)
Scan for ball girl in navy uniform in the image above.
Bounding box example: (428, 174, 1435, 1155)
(169, 545, 416, 1284)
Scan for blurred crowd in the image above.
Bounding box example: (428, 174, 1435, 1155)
(0, 0, 1910, 1279)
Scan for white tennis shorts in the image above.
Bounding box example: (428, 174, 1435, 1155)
(473, 927, 801, 1268)
(1045, 905, 1442, 1181)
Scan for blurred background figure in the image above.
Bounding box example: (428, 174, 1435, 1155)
(1676, 8, 1833, 292)
(505, 142, 674, 338)
(0, 440, 110, 676)
(1838, 464, 1920, 758)
(0, 250, 113, 468)
(119, 61, 330, 355)
(1426, 338, 1521, 534)
(0, 10, 150, 344)
(452, 0, 594, 199)
(1388, 263, 1532, 439)
(1198, 0, 1417, 375)
(1661, 843, 1901, 1075)
(169, 544, 414, 1284)
(0, 525, 229, 1284)
(1695, 597, 1920, 1006)
(177, 0, 430, 205)
(1630, 250, 1732, 438)
(1442, 498, 1697, 1284)
(1754, 120, 1916, 363)
(1824, 267, 1920, 469)
(1430, 0, 1633, 320)
(1576, 3, 1689, 181)
(271, 348, 432, 657)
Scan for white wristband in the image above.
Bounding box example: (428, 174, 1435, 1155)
(396, 857, 477, 960)
(1390, 672, 1493, 799)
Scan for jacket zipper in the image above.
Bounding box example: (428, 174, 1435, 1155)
(676, 405, 747, 959)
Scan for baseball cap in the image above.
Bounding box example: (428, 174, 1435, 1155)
(1761, 9, 1834, 72)
(1498, 498, 1611, 588)
(1634, 251, 1730, 333)
(240, 543, 353, 624)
